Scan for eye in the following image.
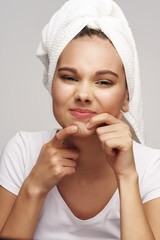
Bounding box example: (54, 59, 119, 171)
(61, 75, 77, 82)
(95, 80, 112, 86)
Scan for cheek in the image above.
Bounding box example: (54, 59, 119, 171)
(52, 81, 73, 112)
(97, 89, 126, 116)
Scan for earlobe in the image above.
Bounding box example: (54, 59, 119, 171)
(121, 91, 129, 112)
(121, 103, 129, 112)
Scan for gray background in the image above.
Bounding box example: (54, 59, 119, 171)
(0, 0, 160, 153)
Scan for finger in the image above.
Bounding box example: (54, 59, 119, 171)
(96, 123, 122, 135)
(102, 137, 121, 156)
(105, 146, 116, 157)
(49, 125, 78, 148)
(117, 111, 123, 120)
(63, 167, 76, 176)
(60, 148, 79, 160)
(98, 132, 122, 143)
(61, 159, 77, 167)
(86, 113, 121, 129)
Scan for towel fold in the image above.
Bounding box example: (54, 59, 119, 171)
(36, 0, 145, 144)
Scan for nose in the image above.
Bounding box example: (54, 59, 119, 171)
(74, 81, 93, 103)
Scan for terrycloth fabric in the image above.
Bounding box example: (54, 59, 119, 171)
(36, 0, 145, 144)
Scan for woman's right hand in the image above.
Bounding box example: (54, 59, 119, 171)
(27, 125, 79, 197)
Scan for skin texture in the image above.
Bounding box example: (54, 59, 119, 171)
(0, 36, 159, 239)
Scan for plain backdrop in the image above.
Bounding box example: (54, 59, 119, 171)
(0, 0, 160, 154)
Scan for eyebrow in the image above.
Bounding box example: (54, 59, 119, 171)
(58, 67, 119, 78)
(58, 67, 78, 74)
(95, 70, 119, 78)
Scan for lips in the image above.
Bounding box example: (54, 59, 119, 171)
(69, 108, 96, 119)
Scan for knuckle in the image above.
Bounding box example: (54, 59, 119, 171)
(54, 165, 63, 178)
(123, 123, 130, 132)
(50, 156, 58, 166)
(105, 139, 111, 147)
(46, 147, 57, 158)
(101, 139, 108, 150)
(124, 127, 132, 139)
(44, 142, 58, 153)
(122, 124, 132, 137)
(50, 153, 61, 166)
(99, 134, 105, 143)
(126, 138, 133, 147)
(102, 113, 109, 119)
(96, 128, 101, 135)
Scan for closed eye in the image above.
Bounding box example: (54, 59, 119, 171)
(95, 80, 112, 86)
(61, 76, 77, 81)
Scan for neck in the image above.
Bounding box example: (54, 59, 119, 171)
(66, 134, 110, 176)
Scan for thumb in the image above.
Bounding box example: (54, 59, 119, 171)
(49, 125, 78, 148)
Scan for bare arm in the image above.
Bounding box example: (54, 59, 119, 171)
(87, 113, 158, 239)
(117, 172, 155, 240)
(0, 125, 79, 239)
(144, 198, 160, 240)
(0, 181, 45, 239)
(0, 187, 17, 232)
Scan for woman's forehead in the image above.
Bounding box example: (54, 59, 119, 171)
(57, 36, 124, 72)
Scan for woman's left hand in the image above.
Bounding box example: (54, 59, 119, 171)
(86, 112, 136, 178)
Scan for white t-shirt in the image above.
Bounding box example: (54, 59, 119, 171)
(0, 130, 160, 240)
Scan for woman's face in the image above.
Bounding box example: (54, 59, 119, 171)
(52, 36, 128, 136)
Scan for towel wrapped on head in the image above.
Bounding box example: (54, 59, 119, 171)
(36, 0, 144, 144)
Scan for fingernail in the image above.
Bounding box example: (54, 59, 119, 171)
(86, 122, 91, 129)
(71, 125, 78, 132)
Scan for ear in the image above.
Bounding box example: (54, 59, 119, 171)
(121, 90, 129, 112)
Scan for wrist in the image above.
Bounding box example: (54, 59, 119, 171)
(116, 170, 139, 185)
(23, 175, 47, 201)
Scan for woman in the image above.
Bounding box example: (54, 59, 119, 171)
(0, 0, 160, 239)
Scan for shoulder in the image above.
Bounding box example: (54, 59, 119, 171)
(133, 141, 160, 181)
(4, 129, 57, 153)
(133, 141, 160, 203)
(17, 128, 57, 144)
(133, 141, 160, 169)
(18, 129, 57, 149)
(1, 129, 58, 165)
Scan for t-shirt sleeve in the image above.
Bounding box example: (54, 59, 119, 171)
(142, 150, 160, 203)
(0, 132, 27, 195)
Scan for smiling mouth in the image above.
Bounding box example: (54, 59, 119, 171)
(69, 109, 96, 119)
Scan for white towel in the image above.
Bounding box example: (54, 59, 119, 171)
(36, 0, 145, 144)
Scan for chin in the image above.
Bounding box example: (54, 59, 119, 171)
(75, 122, 95, 137)
(63, 121, 95, 138)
